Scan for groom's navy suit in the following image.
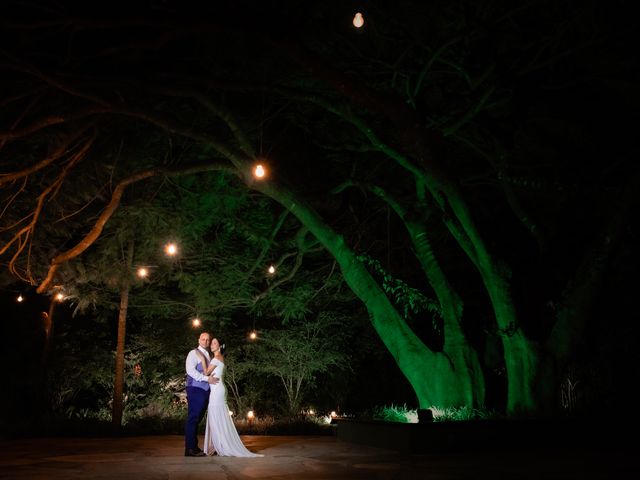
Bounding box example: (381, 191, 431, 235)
(185, 347, 210, 452)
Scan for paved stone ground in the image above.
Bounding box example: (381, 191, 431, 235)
(0, 434, 634, 479)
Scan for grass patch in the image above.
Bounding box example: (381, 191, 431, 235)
(369, 404, 501, 423)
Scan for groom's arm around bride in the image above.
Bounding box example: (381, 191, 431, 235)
(184, 332, 218, 457)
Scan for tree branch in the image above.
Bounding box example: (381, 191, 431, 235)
(0, 126, 93, 186)
(36, 160, 237, 293)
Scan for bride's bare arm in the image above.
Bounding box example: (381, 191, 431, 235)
(204, 363, 217, 375)
(195, 352, 217, 375)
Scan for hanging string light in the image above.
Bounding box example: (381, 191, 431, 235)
(165, 243, 178, 256)
(267, 265, 276, 274)
(253, 164, 266, 178)
(249, 331, 257, 340)
(353, 12, 364, 28)
(137, 267, 148, 278)
(192, 318, 201, 328)
(16, 294, 24, 303)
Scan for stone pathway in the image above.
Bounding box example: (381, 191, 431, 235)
(0, 434, 633, 479)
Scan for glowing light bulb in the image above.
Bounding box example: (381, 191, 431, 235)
(247, 410, 255, 419)
(267, 265, 275, 274)
(17, 295, 24, 302)
(330, 411, 337, 418)
(192, 318, 201, 328)
(165, 243, 177, 256)
(249, 331, 257, 340)
(253, 164, 266, 178)
(55, 293, 64, 302)
(309, 409, 315, 415)
(137, 267, 148, 278)
(353, 12, 364, 28)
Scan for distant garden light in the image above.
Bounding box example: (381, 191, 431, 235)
(247, 410, 255, 429)
(165, 243, 178, 256)
(192, 318, 201, 328)
(249, 331, 257, 340)
(353, 12, 364, 28)
(137, 267, 148, 278)
(55, 292, 64, 302)
(330, 411, 337, 418)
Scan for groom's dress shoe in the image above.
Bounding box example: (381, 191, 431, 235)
(185, 449, 206, 457)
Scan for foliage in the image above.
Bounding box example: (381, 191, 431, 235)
(247, 312, 351, 415)
(373, 404, 418, 424)
(373, 404, 500, 423)
(358, 256, 439, 315)
(358, 255, 443, 340)
(429, 405, 500, 422)
(45, 317, 114, 416)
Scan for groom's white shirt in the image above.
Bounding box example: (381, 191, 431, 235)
(185, 346, 211, 383)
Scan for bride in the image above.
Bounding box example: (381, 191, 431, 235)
(196, 338, 263, 457)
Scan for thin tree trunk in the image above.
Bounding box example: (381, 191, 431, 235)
(41, 297, 56, 367)
(112, 241, 134, 428)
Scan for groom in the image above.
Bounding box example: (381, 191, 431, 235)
(184, 331, 219, 457)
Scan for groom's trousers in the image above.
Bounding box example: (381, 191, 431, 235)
(185, 386, 209, 450)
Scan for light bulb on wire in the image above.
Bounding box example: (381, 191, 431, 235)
(353, 12, 364, 28)
(253, 164, 266, 179)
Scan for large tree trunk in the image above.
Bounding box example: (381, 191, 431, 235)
(112, 241, 134, 428)
(409, 223, 485, 407)
(408, 143, 539, 414)
(256, 181, 470, 408)
(364, 183, 485, 406)
(477, 259, 538, 414)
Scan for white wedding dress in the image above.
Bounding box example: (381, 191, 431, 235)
(203, 358, 263, 457)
